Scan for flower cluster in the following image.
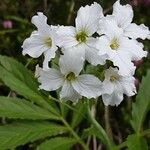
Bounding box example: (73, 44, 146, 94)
(22, 0, 150, 106)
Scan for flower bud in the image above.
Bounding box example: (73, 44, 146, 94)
(2, 20, 13, 29)
(134, 78, 140, 89)
(132, 59, 143, 67)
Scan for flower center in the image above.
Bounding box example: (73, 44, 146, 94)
(66, 72, 76, 81)
(110, 75, 118, 82)
(76, 31, 88, 43)
(110, 38, 119, 50)
(44, 37, 52, 48)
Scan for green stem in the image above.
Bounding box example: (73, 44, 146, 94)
(25, 58, 33, 68)
(86, 101, 113, 150)
(104, 106, 113, 140)
(67, 0, 75, 24)
(61, 118, 89, 150)
(115, 141, 127, 150)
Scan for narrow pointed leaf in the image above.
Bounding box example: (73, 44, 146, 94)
(131, 70, 150, 133)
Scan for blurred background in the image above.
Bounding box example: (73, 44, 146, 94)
(0, 0, 150, 149)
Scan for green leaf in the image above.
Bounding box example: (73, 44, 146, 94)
(0, 55, 58, 115)
(82, 125, 109, 142)
(131, 70, 150, 133)
(82, 126, 95, 139)
(37, 137, 76, 150)
(127, 134, 148, 150)
(71, 101, 86, 128)
(0, 96, 59, 120)
(0, 121, 67, 150)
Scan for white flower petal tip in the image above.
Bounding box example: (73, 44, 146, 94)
(113, 0, 133, 29)
(72, 75, 102, 99)
(60, 81, 81, 103)
(76, 2, 104, 35)
(38, 68, 64, 91)
(102, 67, 136, 106)
(125, 23, 150, 40)
(102, 93, 123, 106)
(59, 47, 84, 76)
(31, 12, 47, 29)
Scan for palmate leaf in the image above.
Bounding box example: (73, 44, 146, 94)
(37, 137, 77, 150)
(130, 70, 150, 133)
(126, 134, 148, 150)
(0, 121, 67, 150)
(0, 96, 59, 120)
(0, 55, 58, 115)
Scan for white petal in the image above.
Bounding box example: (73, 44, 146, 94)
(76, 2, 103, 36)
(102, 91, 123, 106)
(120, 76, 136, 96)
(72, 75, 102, 99)
(56, 26, 78, 48)
(102, 67, 119, 95)
(102, 81, 115, 95)
(43, 45, 58, 69)
(112, 0, 133, 29)
(38, 68, 64, 91)
(124, 23, 150, 40)
(102, 82, 123, 106)
(31, 12, 50, 35)
(120, 37, 148, 61)
(22, 32, 48, 58)
(111, 53, 136, 76)
(60, 80, 81, 102)
(98, 15, 123, 39)
(59, 46, 85, 76)
(85, 38, 108, 65)
(96, 36, 110, 55)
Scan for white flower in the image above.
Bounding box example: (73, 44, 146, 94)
(56, 2, 107, 66)
(102, 67, 136, 106)
(22, 12, 58, 69)
(97, 16, 147, 76)
(36, 48, 102, 102)
(112, 0, 150, 40)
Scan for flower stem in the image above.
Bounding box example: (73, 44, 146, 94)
(67, 0, 75, 24)
(25, 58, 33, 68)
(104, 106, 113, 140)
(61, 117, 89, 150)
(86, 101, 113, 150)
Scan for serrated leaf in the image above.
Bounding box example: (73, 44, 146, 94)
(0, 96, 59, 120)
(0, 121, 67, 150)
(71, 101, 86, 128)
(131, 70, 150, 133)
(127, 134, 148, 150)
(37, 137, 76, 150)
(0, 55, 58, 115)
